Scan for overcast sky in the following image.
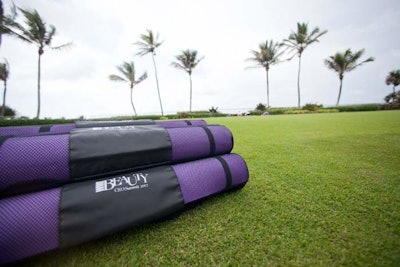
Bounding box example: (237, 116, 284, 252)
(1, 0, 399, 118)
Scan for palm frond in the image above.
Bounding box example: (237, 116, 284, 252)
(116, 64, 131, 80)
(52, 42, 73, 50)
(170, 61, 186, 71)
(109, 75, 126, 82)
(45, 25, 56, 46)
(385, 69, 400, 86)
(136, 72, 147, 84)
(10, 2, 17, 19)
(19, 8, 43, 41)
(16, 7, 70, 50)
(110, 61, 147, 86)
(247, 39, 286, 69)
(324, 48, 374, 75)
(349, 56, 375, 71)
(1, 9, 30, 42)
(282, 22, 327, 55)
(171, 49, 203, 74)
(134, 29, 163, 56)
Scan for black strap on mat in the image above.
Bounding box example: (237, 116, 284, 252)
(0, 136, 12, 147)
(216, 156, 232, 190)
(69, 126, 172, 179)
(59, 165, 184, 248)
(184, 120, 192, 126)
(200, 126, 215, 156)
(39, 125, 52, 132)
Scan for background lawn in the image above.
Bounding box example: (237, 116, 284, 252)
(21, 111, 400, 266)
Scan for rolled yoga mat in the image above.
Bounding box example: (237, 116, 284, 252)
(0, 119, 207, 137)
(0, 125, 233, 196)
(0, 153, 249, 264)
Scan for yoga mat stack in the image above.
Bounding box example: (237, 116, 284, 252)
(0, 119, 249, 264)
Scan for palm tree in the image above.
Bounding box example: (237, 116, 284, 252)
(0, 59, 9, 117)
(171, 49, 204, 112)
(247, 40, 285, 108)
(14, 8, 71, 118)
(385, 69, 400, 94)
(324, 48, 374, 106)
(0, 0, 19, 46)
(109, 61, 147, 116)
(134, 30, 164, 115)
(282, 22, 328, 108)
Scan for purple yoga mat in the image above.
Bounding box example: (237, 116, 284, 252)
(173, 154, 249, 204)
(0, 125, 233, 196)
(0, 154, 248, 264)
(0, 119, 207, 137)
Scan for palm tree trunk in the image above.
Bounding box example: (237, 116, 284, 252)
(1, 80, 6, 117)
(151, 53, 164, 116)
(36, 52, 41, 119)
(130, 87, 137, 116)
(297, 55, 302, 108)
(336, 77, 343, 106)
(189, 73, 193, 112)
(265, 69, 270, 108)
(392, 85, 396, 103)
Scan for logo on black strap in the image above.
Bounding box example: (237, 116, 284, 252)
(95, 173, 149, 193)
(91, 126, 136, 131)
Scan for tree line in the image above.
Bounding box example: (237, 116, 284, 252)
(1, 1, 399, 118)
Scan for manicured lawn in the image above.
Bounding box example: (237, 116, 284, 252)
(23, 111, 400, 266)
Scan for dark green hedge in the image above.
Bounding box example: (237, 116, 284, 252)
(334, 104, 381, 112)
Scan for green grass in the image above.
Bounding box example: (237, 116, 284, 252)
(23, 111, 400, 266)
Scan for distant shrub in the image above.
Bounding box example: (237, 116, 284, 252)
(381, 103, 400, 110)
(382, 91, 400, 110)
(263, 107, 339, 115)
(317, 109, 339, 113)
(255, 103, 267, 111)
(249, 110, 263, 116)
(267, 108, 289, 115)
(285, 109, 310, 115)
(384, 91, 400, 104)
(264, 104, 381, 115)
(0, 105, 17, 118)
(175, 111, 227, 118)
(335, 104, 380, 112)
(135, 115, 162, 120)
(190, 112, 226, 118)
(303, 103, 323, 111)
(209, 106, 219, 114)
(210, 113, 227, 117)
(177, 112, 189, 119)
